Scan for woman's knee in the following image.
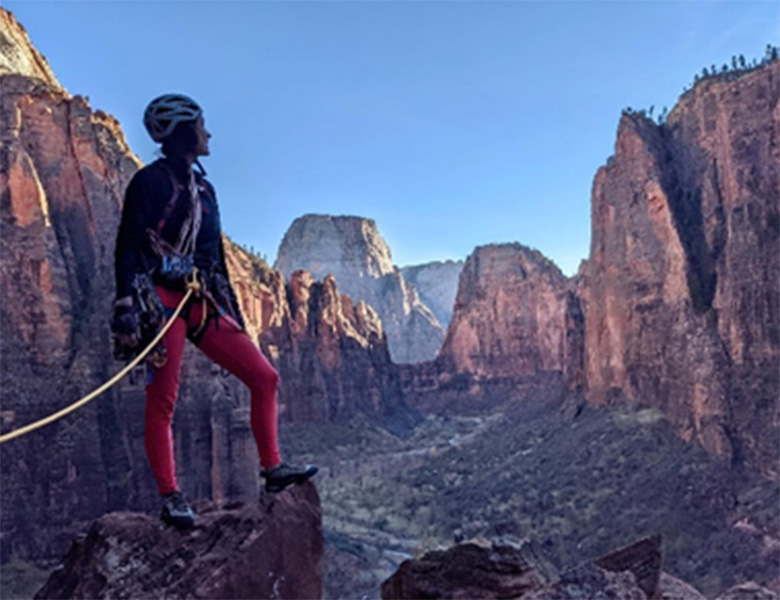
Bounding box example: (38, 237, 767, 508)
(248, 364, 279, 395)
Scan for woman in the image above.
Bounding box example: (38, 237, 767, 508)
(112, 94, 317, 530)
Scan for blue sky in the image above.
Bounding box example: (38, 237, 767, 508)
(5, 1, 778, 275)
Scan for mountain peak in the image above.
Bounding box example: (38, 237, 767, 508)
(0, 9, 64, 91)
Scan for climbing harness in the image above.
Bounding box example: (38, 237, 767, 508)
(0, 270, 204, 445)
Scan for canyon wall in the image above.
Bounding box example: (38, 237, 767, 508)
(583, 61, 779, 476)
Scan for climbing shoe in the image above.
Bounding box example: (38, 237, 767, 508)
(261, 462, 319, 493)
(160, 491, 195, 530)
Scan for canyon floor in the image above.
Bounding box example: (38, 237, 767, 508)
(281, 394, 780, 600)
(2, 393, 777, 600)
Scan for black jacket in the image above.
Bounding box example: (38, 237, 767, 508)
(115, 157, 244, 328)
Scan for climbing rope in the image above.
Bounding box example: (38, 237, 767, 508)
(0, 271, 203, 445)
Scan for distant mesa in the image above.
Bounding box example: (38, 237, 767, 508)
(275, 214, 445, 364)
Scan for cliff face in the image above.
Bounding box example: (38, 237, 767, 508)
(0, 10, 61, 88)
(400, 260, 463, 329)
(0, 72, 154, 560)
(258, 271, 418, 435)
(275, 215, 445, 363)
(438, 244, 582, 381)
(584, 62, 780, 476)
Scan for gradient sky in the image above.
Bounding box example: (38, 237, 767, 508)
(5, 1, 778, 275)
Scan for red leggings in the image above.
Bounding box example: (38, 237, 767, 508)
(146, 286, 282, 495)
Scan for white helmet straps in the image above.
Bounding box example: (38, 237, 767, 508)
(143, 94, 203, 143)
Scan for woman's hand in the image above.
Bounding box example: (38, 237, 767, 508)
(112, 298, 140, 348)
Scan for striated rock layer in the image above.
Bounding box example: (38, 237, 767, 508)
(35, 483, 323, 600)
(583, 61, 780, 476)
(275, 214, 445, 363)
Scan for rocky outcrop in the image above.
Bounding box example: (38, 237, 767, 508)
(438, 244, 583, 382)
(583, 60, 780, 476)
(381, 538, 557, 599)
(35, 483, 323, 600)
(275, 215, 444, 363)
(0, 10, 61, 88)
(256, 270, 418, 435)
(382, 536, 687, 600)
(400, 260, 463, 329)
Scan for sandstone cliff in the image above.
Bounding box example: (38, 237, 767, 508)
(275, 214, 445, 363)
(257, 270, 418, 435)
(438, 244, 582, 382)
(400, 259, 463, 329)
(584, 60, 780, 476)
(0, 10, 61, 88)
(398, 244, 580, 417)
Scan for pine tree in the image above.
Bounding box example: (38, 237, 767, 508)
(739, 54, 746, 69)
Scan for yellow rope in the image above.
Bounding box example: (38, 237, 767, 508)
(0, 272, 202, 445)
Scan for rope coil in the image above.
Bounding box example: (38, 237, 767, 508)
(0, 271, 201, 445)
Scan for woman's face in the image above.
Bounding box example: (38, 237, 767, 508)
(194, 116, 211, 157)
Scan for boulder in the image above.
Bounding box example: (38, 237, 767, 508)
(35, 483, 323, 600)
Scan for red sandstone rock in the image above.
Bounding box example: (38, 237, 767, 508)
(381, 537, 557, 599)
(438, 244, 581, 381)
(381, 536, 676, 600)
(34, 482, 323, 600)
(259, 271, 418, 435)
(583, 61, 780, 476)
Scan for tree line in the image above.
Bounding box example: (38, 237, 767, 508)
(622, 44, 779, 125)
